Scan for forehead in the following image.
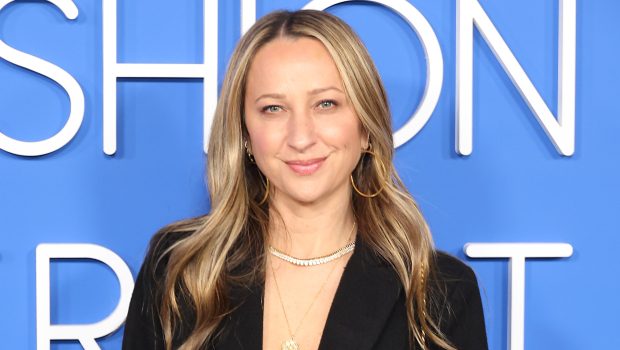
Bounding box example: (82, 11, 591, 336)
(245, 36, 344, 94)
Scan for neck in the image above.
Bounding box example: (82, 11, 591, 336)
(268, 195, 356, 259)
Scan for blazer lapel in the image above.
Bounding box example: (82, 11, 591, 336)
(318, 239, 403, 350)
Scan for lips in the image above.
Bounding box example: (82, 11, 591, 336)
(285, 157, 326, 175)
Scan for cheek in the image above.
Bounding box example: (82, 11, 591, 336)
(323, 119, 364, 149)
(247, 126, 282, 160)
(245, 115, 266, 152)
(246, 134, 274, 177)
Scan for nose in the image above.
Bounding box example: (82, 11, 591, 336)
(286, 110, 316, 152)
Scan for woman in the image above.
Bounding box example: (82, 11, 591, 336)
(122, 9, 487, 350)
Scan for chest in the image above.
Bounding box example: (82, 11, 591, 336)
(262, 260, 347, 350)
(214, 249, 409, 350)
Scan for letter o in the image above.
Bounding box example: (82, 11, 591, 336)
(303, 0, 443, 148)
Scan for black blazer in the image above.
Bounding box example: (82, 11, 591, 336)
(122, 233, 488, 350)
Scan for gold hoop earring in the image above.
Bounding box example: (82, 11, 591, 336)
(244, 139, 256, 164)
(350, 148, 387, 198)
(258, 177, 270, 205)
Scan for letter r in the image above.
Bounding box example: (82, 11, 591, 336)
(36, 244, 134, 350)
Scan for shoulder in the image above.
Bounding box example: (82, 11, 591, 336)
(147, 229, 193, 267)
(430, 251, 489, 350)
(431, 250, 482, 311)
(141, 214, 211, 279)
(122, 227, 197, 350)
(131, 226, 196, 305)
(137, 228, 194, 288)
(433, 251, 479, 288)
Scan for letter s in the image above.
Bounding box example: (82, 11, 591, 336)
(0, 0, 84, 157)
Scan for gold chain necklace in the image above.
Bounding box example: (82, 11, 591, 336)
(270, 257, 340, 350)
(269, 223, 356, 350)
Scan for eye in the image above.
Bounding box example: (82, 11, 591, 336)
(317, 99, 337, 109)
(261, 105, 282, 113)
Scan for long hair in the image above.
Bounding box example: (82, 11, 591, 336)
(152, 9, 455, 350)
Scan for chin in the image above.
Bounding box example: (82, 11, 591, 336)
(290, 193, 325, 205)
(274, 189, 327, 206)
(272, 178, 349, 206)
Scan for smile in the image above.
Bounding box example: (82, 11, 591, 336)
(285, 157, 326, 176)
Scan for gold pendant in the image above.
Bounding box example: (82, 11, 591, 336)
(282, 338, 299, 350)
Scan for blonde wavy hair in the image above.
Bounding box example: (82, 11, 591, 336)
(151, 9, 454, 350)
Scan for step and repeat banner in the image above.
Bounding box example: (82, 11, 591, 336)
(1, 0, 618, 349)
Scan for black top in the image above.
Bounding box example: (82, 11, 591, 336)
(122, 232, 488, 350)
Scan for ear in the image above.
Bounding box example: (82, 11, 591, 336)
(244, 138, 253, 155)
(360, 130, 370, 150)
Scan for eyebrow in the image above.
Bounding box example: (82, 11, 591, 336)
(309, 86, 344, 96)
(254, 86, 343, 103)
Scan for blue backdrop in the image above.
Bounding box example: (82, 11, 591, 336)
(1, 0, 618, 349)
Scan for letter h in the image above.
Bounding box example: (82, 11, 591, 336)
(102, 0, 218, 155)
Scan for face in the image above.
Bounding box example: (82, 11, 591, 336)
(244, 37, 367, 206)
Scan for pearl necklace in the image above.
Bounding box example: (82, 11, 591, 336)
(268, 223, 357, 267)
(268, 242, 355, 267)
